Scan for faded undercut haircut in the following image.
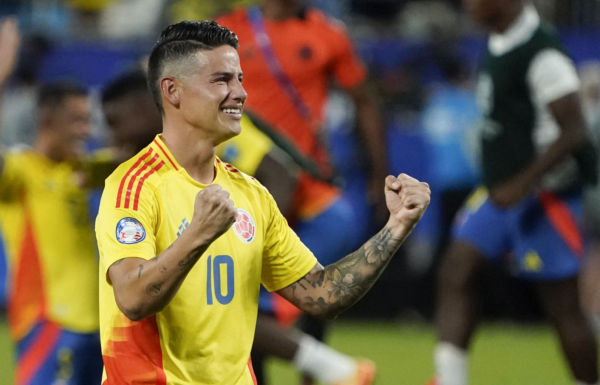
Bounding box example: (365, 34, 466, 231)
(147, 20, 239, 114)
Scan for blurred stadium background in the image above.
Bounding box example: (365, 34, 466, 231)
(1, 0, 600, 384)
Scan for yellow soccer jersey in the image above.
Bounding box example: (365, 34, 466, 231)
(96, 135, 317, 385)
(216, 114, 274, 175)
(0, 149, 101, 340)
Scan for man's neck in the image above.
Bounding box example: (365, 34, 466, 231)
(261, 0, 301, 21)
(491, 2, 524, 34)
(161, 119, 217, 185)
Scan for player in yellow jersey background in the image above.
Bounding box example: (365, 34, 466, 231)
(0, 18, 108, 385)
(96, 20, 430, 385)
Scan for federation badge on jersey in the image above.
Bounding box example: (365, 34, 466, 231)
(116, 217, 146, 244)
(233, 209, 255, 244)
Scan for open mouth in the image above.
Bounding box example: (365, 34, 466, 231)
(221, 108, 242, 116)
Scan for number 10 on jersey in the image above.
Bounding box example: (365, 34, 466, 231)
(206, 255, 235, 305)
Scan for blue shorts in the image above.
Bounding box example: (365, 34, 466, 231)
(258, 197, 359, 314)
(453, 187, 585, 280)
(16, 322, 103, 385)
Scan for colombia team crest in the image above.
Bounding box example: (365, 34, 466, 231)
(233, 209, 255, 244)
(116, 217, 146, 244)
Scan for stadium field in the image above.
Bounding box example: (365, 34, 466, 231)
(267, 321, 574, 385)
(0, 320, 580, 384)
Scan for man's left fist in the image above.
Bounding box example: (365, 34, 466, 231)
(384, 173, 431, 231)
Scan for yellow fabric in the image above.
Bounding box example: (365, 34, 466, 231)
(81, 148, 117, 189)
(96, 135, 316, 384)
(63, 0, 115, 11)
(170, 0, 257, 23)
(0, 149, 100, 336)
(464, 186, 489, 213)
(216, 114, 274, 175)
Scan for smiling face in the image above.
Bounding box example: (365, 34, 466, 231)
(175, 45, 247, 145)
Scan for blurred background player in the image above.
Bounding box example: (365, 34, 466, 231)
(101, 67, 375, 385)
(0, 19, 108, 385)
(579, 61, 600, 332)
(216, 2, 388, 383)
(431, 1, 599, 385)
(101, 69, 163, 156)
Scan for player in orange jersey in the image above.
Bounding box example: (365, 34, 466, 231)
(96, 20, 429, 385)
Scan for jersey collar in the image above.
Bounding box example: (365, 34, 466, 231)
(151, 134, 181, 172)
(488, 4, 540, 56)
(151, 134, 224, 187)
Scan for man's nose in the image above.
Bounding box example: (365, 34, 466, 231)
(231, 80, 247, 103)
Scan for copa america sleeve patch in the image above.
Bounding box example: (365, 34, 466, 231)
(116, 217, 146, 244)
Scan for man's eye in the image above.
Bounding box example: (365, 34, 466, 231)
(216, 77, 226, 82)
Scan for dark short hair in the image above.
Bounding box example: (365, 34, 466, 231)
(147, 20, 239, 114)
(38, 81, 88, 110)
(102, 70, 149, 104)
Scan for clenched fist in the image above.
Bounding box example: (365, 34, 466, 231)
(191, 184, 237, 243)
(384, 173, 430, 232)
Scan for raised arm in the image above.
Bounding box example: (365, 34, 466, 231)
(107, 184, 237, 321)
(0, 18, 21, 173)
(277, 173, 430, 319)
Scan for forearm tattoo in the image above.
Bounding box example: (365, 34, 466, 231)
(178, 248, 203, 271)
(287, 227, 403, 318)
(146, 283, 162, 297)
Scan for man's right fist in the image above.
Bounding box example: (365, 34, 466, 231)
(192, 184, 237, 243)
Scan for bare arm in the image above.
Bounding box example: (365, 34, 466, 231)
(0, 18, 21, 174)
(254, 149, 299, 218)
(108, 184, 237, 321)
(347, 81, 389, 223)
(277, 174, 430, 319)
(489, 92, 587, 206)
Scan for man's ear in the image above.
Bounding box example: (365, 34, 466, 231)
(160, 76, 180, 110)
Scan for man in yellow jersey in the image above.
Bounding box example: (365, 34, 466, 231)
(96, 20, 430, 385)
(0, 19, 107, 385)
(101, 68, 376, 384)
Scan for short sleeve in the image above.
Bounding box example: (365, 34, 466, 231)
(527, 48, 581, 104)
(0, 150, 27, 201)
(261, 192, 317, 292)
(328, 23, 368, 90)
(95, 174, 158, 281)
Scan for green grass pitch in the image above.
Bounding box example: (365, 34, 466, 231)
(267, 321, 574, 385)
(0, 320, 582, 384)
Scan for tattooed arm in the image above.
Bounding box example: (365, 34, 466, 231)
(108, 184, 237, 321)
(278, 174, 430, 319)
